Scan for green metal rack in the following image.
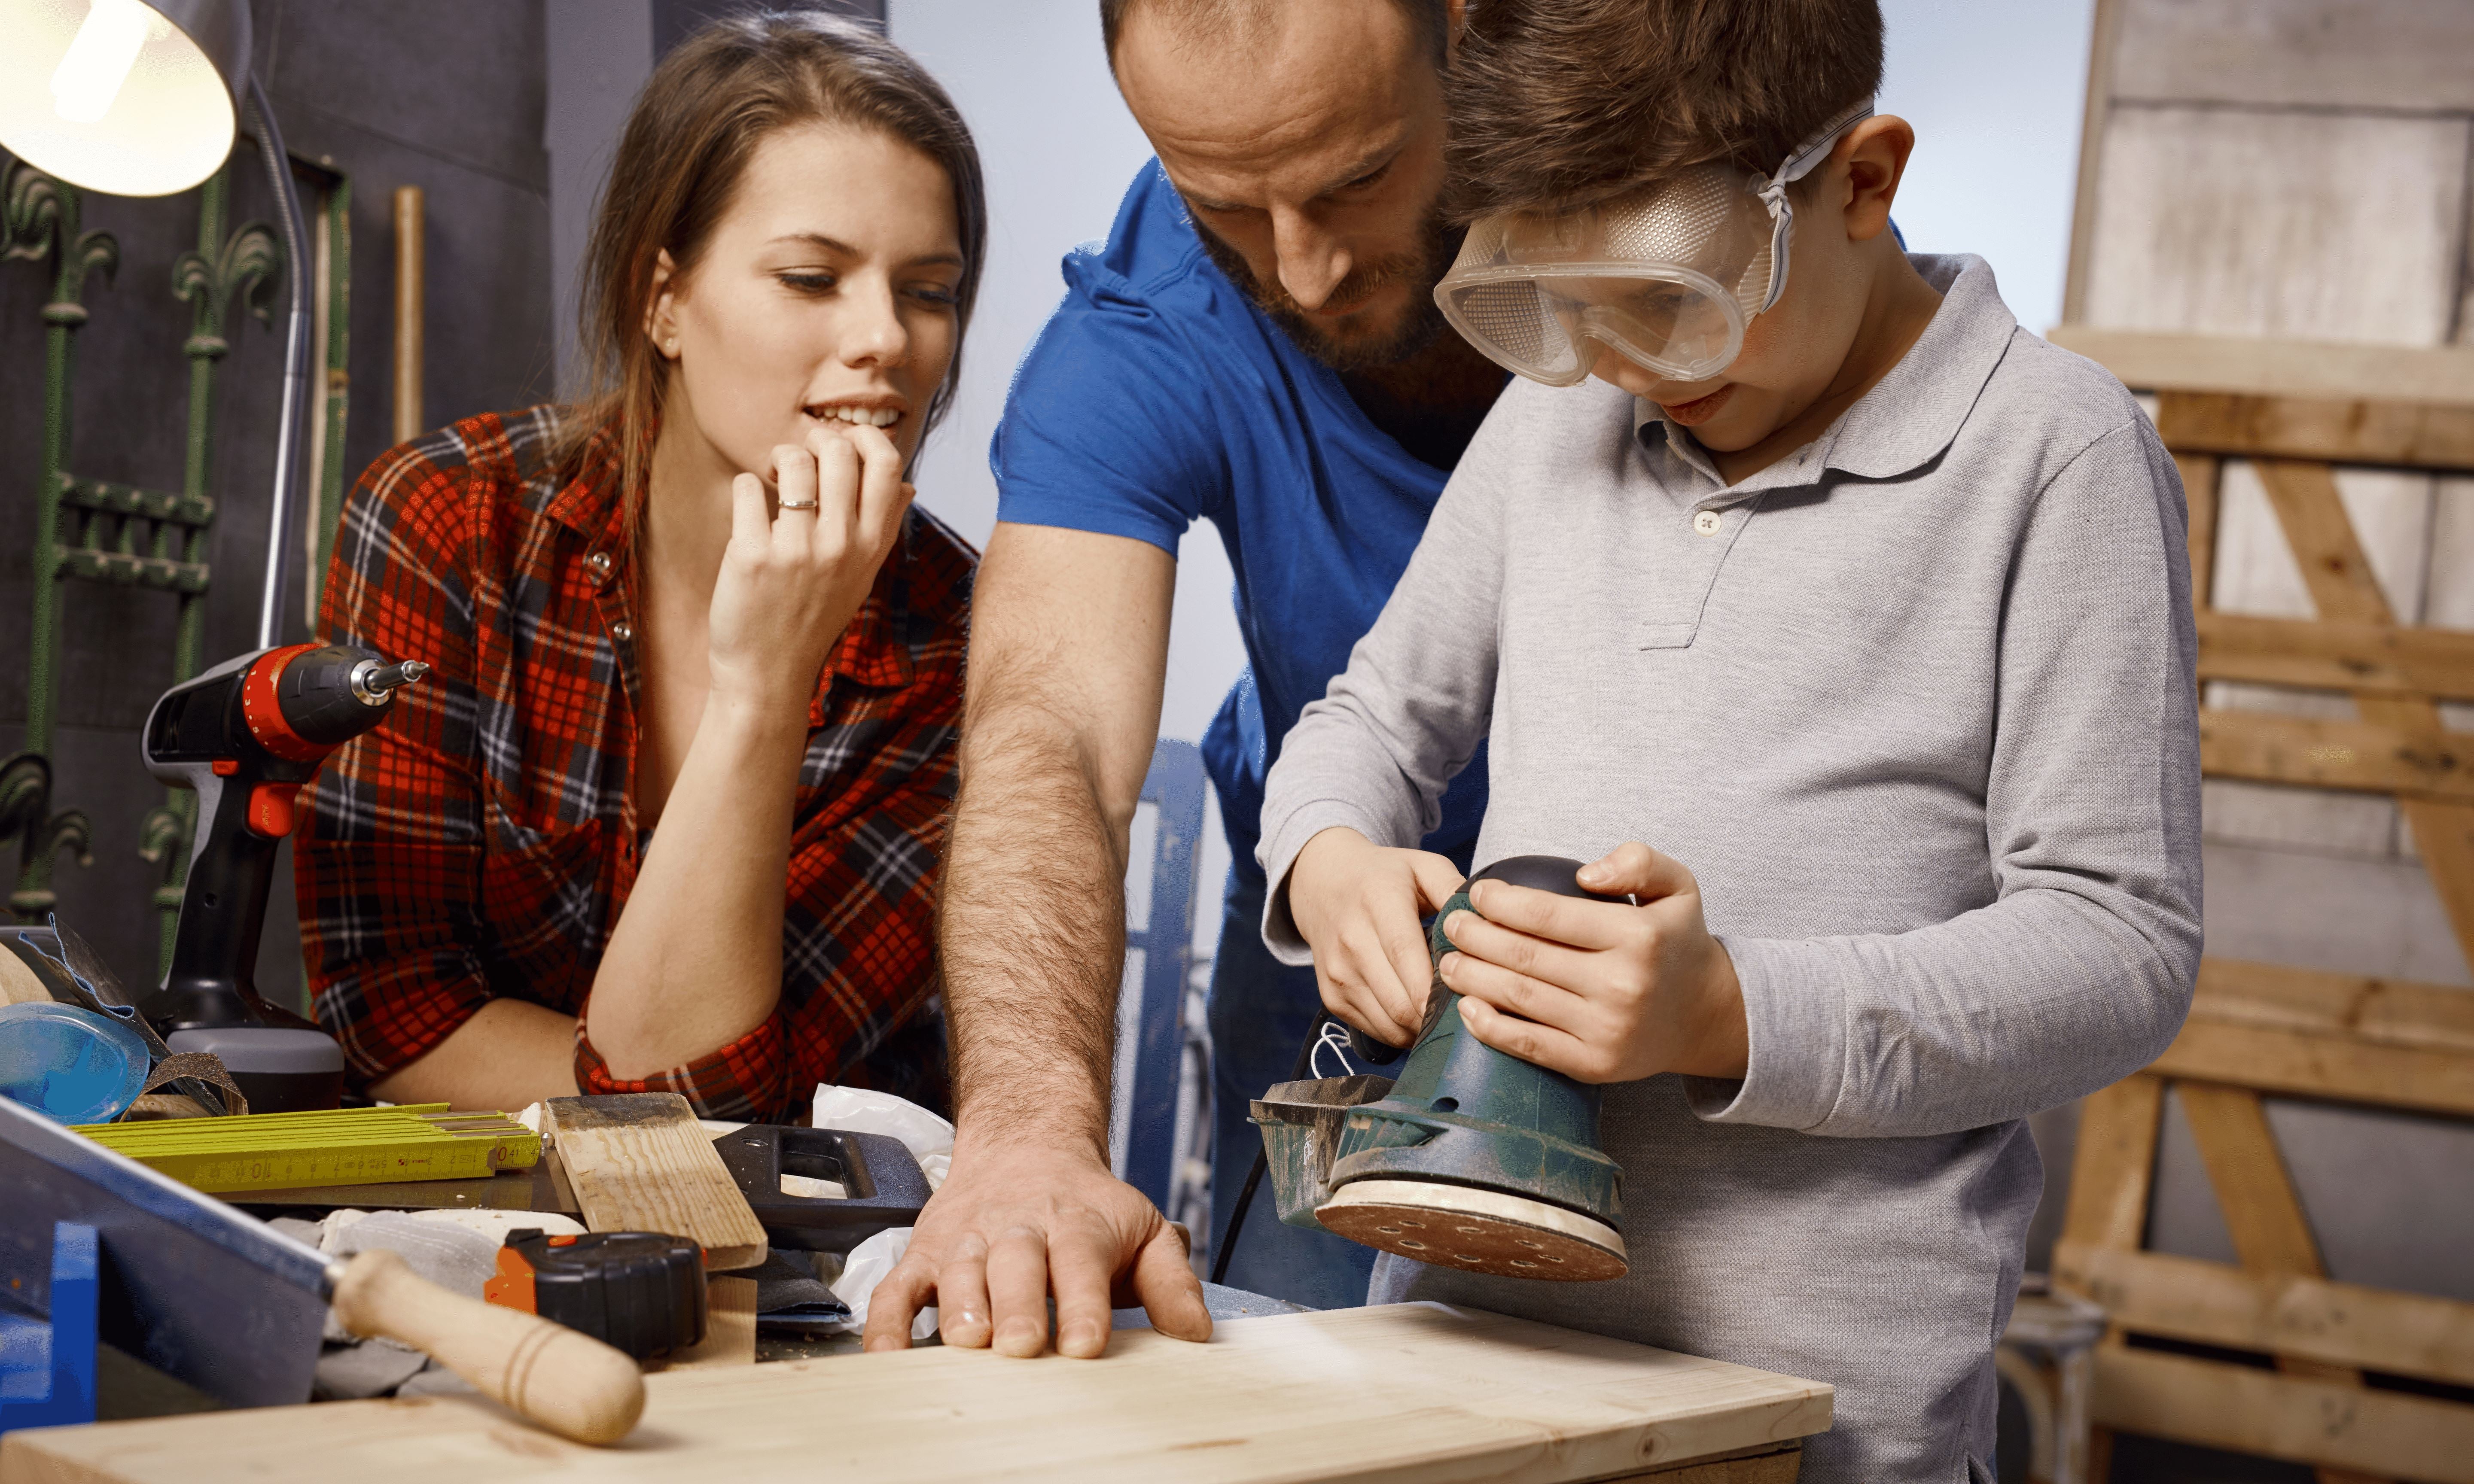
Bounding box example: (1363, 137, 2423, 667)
(1, 148, 351, 981)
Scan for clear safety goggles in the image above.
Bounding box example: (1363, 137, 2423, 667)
(1435, 100, 1876, 387)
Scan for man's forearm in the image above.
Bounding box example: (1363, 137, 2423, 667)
(938, 696, 1132, 1158)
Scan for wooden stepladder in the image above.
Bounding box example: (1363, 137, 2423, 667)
(2053, 375, 2474, 1484)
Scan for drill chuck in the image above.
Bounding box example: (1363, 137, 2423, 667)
(353, 658, 429, 703)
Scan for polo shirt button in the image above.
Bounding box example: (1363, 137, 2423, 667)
(611, 621, 634, 642)
(1692, 510, 1723, 536)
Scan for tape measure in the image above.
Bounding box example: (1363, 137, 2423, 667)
(483, 1229, 707, 1359)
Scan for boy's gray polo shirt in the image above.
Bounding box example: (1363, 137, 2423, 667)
(1257, 256, 2202, 1484)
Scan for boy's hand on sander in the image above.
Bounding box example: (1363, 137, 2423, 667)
(1290, 827, 1467, 1046)
(1440, 843, 1750, 1083)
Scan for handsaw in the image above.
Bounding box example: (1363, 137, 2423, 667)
(0, 1094, 640, 1444)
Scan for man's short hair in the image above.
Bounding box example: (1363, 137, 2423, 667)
(1446, 0, 1884, 221)
(1100, 0, 1448, 67)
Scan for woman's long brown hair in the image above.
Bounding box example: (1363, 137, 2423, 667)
(563, 11, 987, 523)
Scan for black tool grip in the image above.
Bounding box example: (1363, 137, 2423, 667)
(1469, 854, 1632, 903)
(712, 1126, 930, 1255)
(1346, 1023, 1405, 1066)
(501, 1230, 705, 1359)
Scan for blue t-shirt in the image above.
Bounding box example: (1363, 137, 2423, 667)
(993, 162, 1492, 881)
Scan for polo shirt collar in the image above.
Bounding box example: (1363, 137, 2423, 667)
(1813, 253, 2014, 479)
(1632, 253, 2016, 486)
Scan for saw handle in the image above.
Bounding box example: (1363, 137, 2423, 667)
(329, 1248, 645, 1445)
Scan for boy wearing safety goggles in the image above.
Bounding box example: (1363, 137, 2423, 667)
(1258, 2, 2200, 1479)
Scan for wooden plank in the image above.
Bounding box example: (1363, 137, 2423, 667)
(0, 1305, 1836, 1484)
(2192, 958, 2474, 1055)
(2196, 612, 2474, 701)
(664, 1276, 758, 1371)
(2050, 328, 2474, 408)
(2252, 456, 2474, 977)
(2151, 1018, 2474, 1118)
(2109, 0, 2474, 115)
(2091, 1345, 2474, 1484)
(543, 1094, 768, 1272)
(2059, 1073, 2165, 1251)
(2059, 0, 2125, 326)
(2053, 1242, 2474, 1388)
(2198, 708, 2474, 803)
(2254, 460, 2396, 623)
(2243, 458, 2474, 977)
(2175, 1083, 2392, 1484)
(2181, 452, 2221, 610)
(1610, 1447, 1801, 1482)
(2196, 456, 2419, 861)
(2178, 1082, 2323, 1277)
(2161, 395, 2474, 474)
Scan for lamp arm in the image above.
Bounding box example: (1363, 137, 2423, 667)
(246, 73, 313, 650)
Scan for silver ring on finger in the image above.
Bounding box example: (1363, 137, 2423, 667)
(778, 497, 821, 511)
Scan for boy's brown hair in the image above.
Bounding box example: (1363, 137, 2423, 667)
(1445, 0, 1884, 221)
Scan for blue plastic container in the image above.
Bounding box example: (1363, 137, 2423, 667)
(0, 1002, 152, 1124)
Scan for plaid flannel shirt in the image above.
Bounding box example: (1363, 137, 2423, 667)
(298, 407, 972, 1120)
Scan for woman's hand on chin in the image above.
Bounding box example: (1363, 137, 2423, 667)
(707, 421, 917, 724)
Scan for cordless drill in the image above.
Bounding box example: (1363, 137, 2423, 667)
(137, 645, 427, 1083)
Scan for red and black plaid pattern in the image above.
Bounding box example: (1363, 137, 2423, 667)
(298, 407, 972, 1120)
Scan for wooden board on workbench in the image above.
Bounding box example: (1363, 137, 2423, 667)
(664, 1276, 758, 1371)
(545, 1094, 768, 1271)
(0, 1305, 1832, 1484)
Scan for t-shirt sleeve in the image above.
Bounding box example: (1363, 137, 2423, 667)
(990, 262, 1228, 554)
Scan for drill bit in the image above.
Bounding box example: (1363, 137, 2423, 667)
(362, 659, 430, 695)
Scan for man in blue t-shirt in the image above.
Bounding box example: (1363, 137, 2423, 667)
(864, 0, 1502, 1355)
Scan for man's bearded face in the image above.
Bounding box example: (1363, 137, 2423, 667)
(1189, 204, 1460, 373)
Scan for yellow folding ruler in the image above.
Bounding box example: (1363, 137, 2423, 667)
(74, 1103, 540, 1193)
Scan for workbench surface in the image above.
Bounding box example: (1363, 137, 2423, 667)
(0, 1303, 1831, 1484)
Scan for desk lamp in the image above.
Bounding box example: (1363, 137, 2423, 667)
(0, 0, 311, 648)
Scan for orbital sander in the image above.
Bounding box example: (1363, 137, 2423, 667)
(1257, 855, 1630, 1282)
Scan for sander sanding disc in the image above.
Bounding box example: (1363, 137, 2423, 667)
(1316, 1178, 1627, 1282)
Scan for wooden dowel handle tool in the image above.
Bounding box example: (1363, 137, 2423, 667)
(328, 1249, 645, 1445)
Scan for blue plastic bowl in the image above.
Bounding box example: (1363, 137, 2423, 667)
(0, 1000, 152, 1124)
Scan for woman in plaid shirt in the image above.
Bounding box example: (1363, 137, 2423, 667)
(298, 15, 983, 1121)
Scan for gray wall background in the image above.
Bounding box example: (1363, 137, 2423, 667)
(0, 0, 558, 1004)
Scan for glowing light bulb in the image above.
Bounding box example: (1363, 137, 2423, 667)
(49, 0, 168, 126)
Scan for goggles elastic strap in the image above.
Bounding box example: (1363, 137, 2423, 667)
(1752, 97, 1877, 312)
(1761, 97, 1878, 214)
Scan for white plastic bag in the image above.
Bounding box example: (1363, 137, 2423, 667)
(811, 1083, 953, 1191)
(811, 1085, 950, 1338)
(829, 1226, 937, 1340)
